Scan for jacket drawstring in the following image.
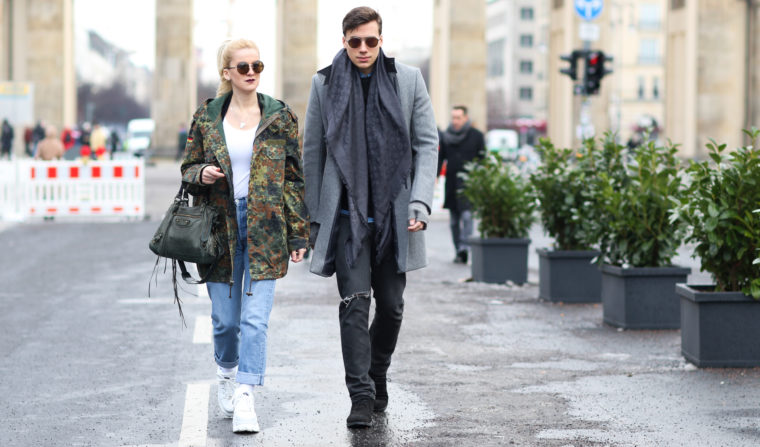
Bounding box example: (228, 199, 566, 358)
(246, 278, 254, 296)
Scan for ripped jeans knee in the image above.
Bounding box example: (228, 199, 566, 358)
(341, 291, 371, 307)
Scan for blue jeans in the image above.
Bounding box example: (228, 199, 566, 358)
(206, 198, 276, 386)
(449, 209, 473, 253)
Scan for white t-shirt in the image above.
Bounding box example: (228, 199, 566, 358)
(223, 119, 256, 199)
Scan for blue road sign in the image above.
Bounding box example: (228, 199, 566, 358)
(574, 0, 603, 20)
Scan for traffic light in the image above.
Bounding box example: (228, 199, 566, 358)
(584, 51, 613, 95)
(559, 50, 581, 81)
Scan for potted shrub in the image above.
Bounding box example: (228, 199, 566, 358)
(675, 128, 760, 367)
(461, 153, 536, 284)
(531, 138, 601, 303)
(578, 133, 690, 329)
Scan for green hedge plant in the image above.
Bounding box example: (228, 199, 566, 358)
(530, 138, 589, 250)
(676, 128, 760, 298)
(461, 153, 536, 239)
(576, 133, 687, 267)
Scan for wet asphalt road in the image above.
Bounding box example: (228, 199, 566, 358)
(1, 161, 758, 447)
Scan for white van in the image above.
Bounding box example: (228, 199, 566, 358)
(485, 129, 519, 160)
(125, 118, 154, 157)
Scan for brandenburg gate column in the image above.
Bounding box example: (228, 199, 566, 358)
(275, 0, 317, 132)
(153, 0, 196, 157)
(431, 0, 488, 130)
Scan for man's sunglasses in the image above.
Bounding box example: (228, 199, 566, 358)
(227, 60, 265, 75)
(347, 36, 380, 49)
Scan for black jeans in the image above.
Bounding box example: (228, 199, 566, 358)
(335, 216, 406, 402)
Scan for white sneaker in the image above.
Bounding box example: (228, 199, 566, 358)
(217, 369, 236, 418)
(232, 388, 260, 433)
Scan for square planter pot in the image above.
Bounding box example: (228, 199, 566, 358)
(468, 237, 530, 284)
(601, 264, 690, 329)
(677, 284, 760, 367)
(537, 248, 601, 303)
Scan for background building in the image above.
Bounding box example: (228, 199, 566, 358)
(608, 0, 666, 145)
(486, 0, 549, 144)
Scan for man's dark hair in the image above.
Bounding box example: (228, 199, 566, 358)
(452, 105, 468, 115)
(342, 6, 382, 35)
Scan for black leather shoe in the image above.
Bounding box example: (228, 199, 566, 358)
(454, 250, 468, 264)
(346, 398, 373, 428)
(373, 379, 388, 412)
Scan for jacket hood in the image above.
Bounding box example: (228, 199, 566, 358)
(205, 91, 286, 121)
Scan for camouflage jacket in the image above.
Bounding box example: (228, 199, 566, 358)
(180, 92, 309, 283)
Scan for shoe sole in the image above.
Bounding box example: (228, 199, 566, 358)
(346, 420, 372, 429)
(233, 422, 260, 433)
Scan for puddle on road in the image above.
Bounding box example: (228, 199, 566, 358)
(204, 312, 436, 446)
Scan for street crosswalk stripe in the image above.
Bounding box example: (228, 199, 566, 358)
(193, 316, 212, 344)
(178, 383, 210, 447)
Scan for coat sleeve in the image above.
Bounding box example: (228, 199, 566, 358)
(408, 68, 439, 210)
(302, 74, 326, 225)
(283, 112, 309, 252)
(180, 106, 211, 196)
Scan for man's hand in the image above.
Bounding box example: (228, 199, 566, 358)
(290, 248, 307, 263)
(408, 218, 425, 232)
(201, 166, 225, 184)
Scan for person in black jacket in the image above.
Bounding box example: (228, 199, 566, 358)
(1, 119, 13, 159)
(438, 105, 485, 264)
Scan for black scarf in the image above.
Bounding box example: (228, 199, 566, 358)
(324, 48, 412, 267)
(442, 120, 471, 146)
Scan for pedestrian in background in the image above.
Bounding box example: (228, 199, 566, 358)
(108, 129, 120, 157)
(90, 123, 108, 160)
(180, 38, 309, 434)
(32, 121, 45, 157)
(35, 125, 65, 161)
(438, 105, 485, 264)
(1, 119, 13, 159)
(303, 6, 438, 428)
(61, 127, 75, 152)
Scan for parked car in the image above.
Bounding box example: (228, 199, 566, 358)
(125, 118, 154, 158)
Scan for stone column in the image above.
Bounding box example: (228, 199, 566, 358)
(665, 0, 748, 158)
(152, 0, 196, 158)
(7, 0, 75, 130)
(275, 0, 317, 132)
(431, 0, 487, 131)
(547, 1, 612, 148)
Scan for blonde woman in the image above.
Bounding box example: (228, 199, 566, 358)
(180, 38, 309, 434)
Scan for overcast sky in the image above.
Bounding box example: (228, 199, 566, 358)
(74, 0, 433, 95)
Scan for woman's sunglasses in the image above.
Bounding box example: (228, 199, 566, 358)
(227, 60, 265, 75)
(347, 36, 379, 49)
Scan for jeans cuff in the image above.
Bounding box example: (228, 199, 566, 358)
(215, 358, 239, 369)
(236, 371, 265, 386)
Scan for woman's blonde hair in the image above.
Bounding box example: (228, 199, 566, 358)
(216, 38, 260, 97)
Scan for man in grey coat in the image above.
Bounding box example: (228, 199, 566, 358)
(302, 6, 439, 429)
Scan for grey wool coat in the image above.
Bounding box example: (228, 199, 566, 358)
(302, 57, 439, 277)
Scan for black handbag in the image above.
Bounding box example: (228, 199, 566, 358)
(149, 184, 225, 322)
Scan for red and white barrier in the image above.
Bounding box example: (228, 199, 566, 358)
(0, 159, 145, 220)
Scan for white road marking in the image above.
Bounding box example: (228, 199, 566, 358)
(118, 298, 175, 304)
(178, 383, 210, 447)
(193, 315, 213, 344)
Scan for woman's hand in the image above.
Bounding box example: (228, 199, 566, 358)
(290, 248, 307, 263)
(201, 166, 225, 184)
